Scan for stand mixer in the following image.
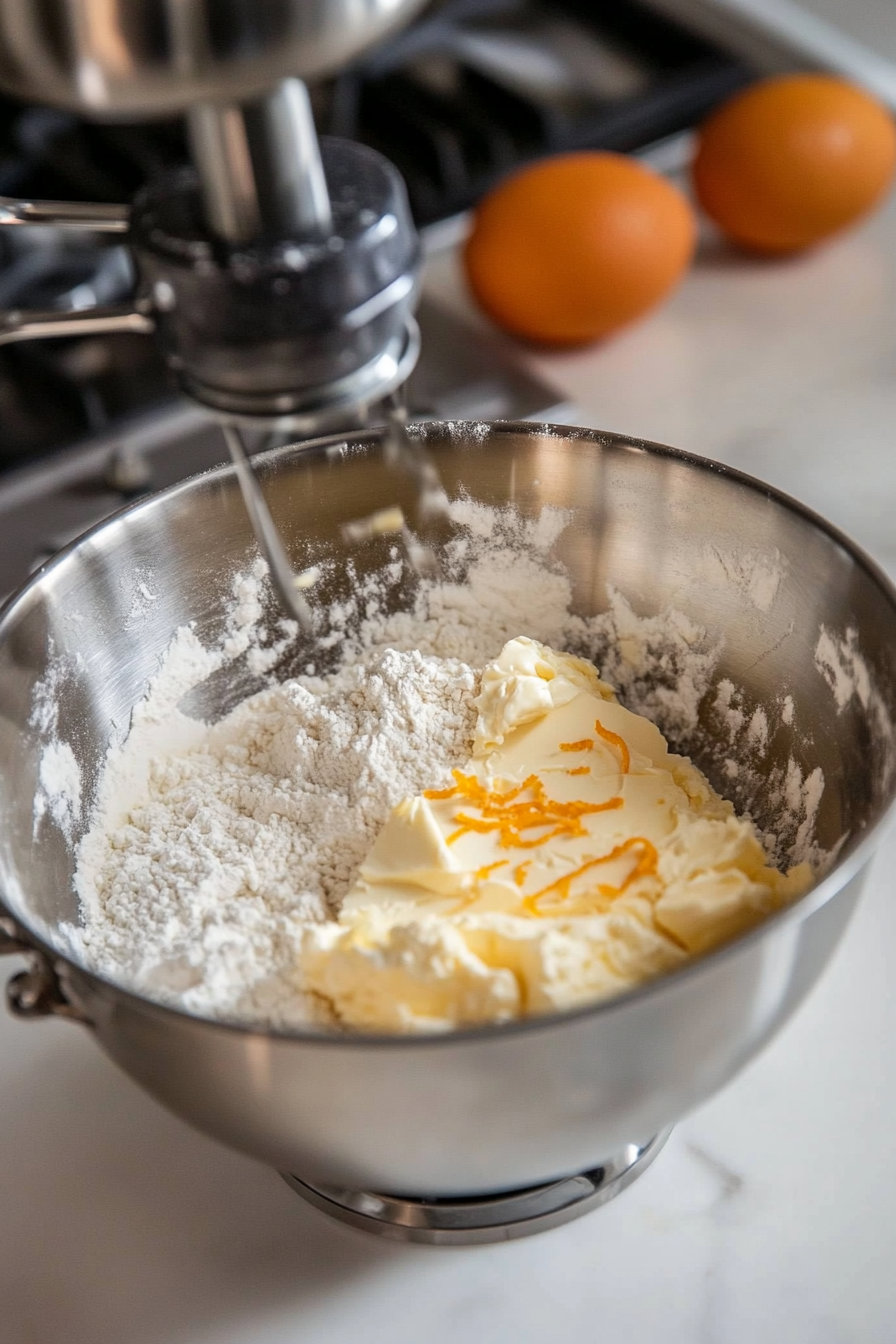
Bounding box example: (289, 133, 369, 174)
(0, 0, 435, 623)
(2, 5, 896, 1253)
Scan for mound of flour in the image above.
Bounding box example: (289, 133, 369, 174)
(71, 501, 827, 1027)
(76, 646, 477, 1025)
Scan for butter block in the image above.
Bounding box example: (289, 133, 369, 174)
(299, 637, 814, 1031)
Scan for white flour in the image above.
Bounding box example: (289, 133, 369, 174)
(64, 500, 841, 1027)
(37, 741, 82, 844)
(815, 626, 894, 792)
(703, 544, 784, 613)
(76, 645, 476, 1025)
(31, 644, 84, 845)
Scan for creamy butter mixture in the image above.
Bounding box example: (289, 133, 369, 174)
(300, 637, 813, 1031)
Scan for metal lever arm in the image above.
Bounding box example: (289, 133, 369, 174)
(0, 194, 148, 346)
(0, 303, 155, 346)
(0, 196, 131, 231)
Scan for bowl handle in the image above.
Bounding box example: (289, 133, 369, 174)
(0, 914, 92, 1026)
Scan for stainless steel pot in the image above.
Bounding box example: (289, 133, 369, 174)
(1, 421, 894, 1242)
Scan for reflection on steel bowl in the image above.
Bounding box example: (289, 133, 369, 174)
(1, 421, 894, 1242)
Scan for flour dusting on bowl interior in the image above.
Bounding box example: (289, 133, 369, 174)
(42, 499, 838, 1031)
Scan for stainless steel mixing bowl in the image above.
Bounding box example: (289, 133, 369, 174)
(1, 421, 895, 1242)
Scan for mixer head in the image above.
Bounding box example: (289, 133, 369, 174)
(0, 1, 436, 626)
(0, 1, 427, 420)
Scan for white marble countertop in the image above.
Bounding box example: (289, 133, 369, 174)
(4, 164, 896, 1344)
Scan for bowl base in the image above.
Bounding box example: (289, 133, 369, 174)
(281, 1129, 670, 1244)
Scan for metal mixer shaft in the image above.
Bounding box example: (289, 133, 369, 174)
(0, 0, 440, 619)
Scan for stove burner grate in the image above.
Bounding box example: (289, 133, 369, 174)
(324, 0, 750, 225)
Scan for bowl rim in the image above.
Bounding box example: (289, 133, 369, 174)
(3, 417, 895, 1048)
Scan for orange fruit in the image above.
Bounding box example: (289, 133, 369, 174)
(693, 74, 896, 254)
(463, 152, 697, 346)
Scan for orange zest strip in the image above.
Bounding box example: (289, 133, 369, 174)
(426, 769, 532, 804)
(523, 836, 657, 917)
(560, 738, 593, 752)
(594, 719, 630, 774)
(442, 771, 624, 849)
(566, 766, 590, 776)
(475, 860, 508, 882)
